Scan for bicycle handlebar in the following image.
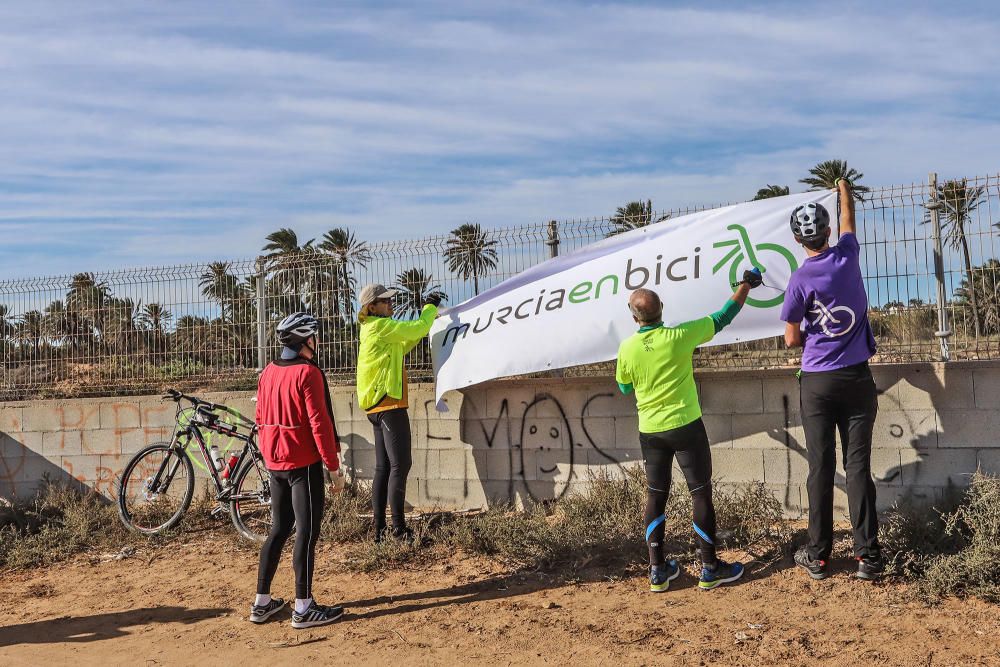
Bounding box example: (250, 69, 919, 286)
(162, 388, 256, 429)
(162, 389, 221, 410)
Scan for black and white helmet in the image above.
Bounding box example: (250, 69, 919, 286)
(789, 202, 830, 240)
(276, 312, 319, 347)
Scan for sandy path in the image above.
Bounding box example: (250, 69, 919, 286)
(1, 537, 998, 666)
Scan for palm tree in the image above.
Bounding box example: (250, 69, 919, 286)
(18, 310, 44, 359)
(0, 305, 14, 337)
(138, 303, 172, 333)
(932, 178, 988, 338)
(0, 304, 15, 362)
(443, 223, 498, 296)
(607, 199, 670, 237)
(105, 297, 142, 355)
(954, 259, 1000, 336)
(138, 302, 173, 358)
(800, 160, 870, 200)
(174, 315, 211, 363)
(318, 227, 371, 321)
(200, 262, 243, 320)
(394, 268, 447, 318)
(753, 184, 790, 201)
(42, 300, 72, 347)
(200, 261, 239, 300)
(65, 272, 111, 354)
(262, 228, 317, 311)
(263, 228, 315, 259)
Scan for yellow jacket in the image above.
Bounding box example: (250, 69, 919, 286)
(356, 305, 437, 410)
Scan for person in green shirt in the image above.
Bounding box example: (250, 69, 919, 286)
(616, 267, 761, 593)
(356, 283, 440, 543)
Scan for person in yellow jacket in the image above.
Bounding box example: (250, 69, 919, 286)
(356, 283, 440, 542)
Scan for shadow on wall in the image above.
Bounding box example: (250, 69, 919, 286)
(0, 433, 88, 500)
(731, 362, 994, 513)
(340, 431, 375, 488)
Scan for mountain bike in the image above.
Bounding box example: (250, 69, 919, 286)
(116, 389, 272, 542)
(712, 223, 798, 308)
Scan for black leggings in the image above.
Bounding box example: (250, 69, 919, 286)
(256, 462, 325, 600)
(368, 408, 412, 535)
(800, 361, 880, 560)
(640, 418, 717, 567)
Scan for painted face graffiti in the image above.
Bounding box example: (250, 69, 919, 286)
(518, 396, 575, 500)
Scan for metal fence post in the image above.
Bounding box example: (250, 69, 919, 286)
(546, 220, 559, 258)
(256, 258, 267, 370)
(927, 172, 952, 362)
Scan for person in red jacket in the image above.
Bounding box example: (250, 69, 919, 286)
(251, 312, 344, 629)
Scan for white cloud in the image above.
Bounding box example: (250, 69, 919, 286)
(0, 0, 997, 282)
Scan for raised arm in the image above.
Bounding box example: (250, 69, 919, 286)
(837, 178, 856, 236)
(730, 281, 752, 308)
(379, 304, 438, 346)
(710, 268, 761, 333)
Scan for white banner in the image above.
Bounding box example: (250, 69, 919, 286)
(430, 191, 837, 408)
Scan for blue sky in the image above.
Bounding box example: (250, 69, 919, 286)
(0, 0, 998, 278)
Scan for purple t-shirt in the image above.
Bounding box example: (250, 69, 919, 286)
(780, 233, 876, 372)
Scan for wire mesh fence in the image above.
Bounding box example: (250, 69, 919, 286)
(1, 173, 998, 400)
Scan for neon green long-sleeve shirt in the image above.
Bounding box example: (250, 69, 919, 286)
(615, 299, 742, 432)
(356, 305, 437, 410)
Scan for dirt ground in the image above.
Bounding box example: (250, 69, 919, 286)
(1, 535, 998, 667)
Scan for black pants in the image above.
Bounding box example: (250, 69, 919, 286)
(367, 408, 412, 535)
(256, 462, 325, 600)
(640, 418, 717, 567)
(800, 361, 880, 560)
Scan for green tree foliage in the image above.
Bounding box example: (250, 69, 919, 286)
(443, 223, 498, 295)
(800, 160, 870, 200)
(607, 199, 670, 237)
(752, 184, 790, 200)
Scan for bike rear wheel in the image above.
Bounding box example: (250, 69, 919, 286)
(229, 459, 272, 543)
(729, 243, 799, 309)
(117, 443, 195, 535)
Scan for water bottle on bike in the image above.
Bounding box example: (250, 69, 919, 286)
(221, 452, 240, 480)
(208, 445, 225, 472)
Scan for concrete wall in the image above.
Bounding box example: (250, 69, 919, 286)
(1, 361, 998, 516)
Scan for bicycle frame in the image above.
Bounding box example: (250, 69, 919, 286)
(177, 422, 268, 502)
(712, 224, 763, 275)
(145, 396, 267, 506)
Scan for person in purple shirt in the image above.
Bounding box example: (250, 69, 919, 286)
(781, 178, 882, 582)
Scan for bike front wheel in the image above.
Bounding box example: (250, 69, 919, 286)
(117, 443, 195, 535)
(229, 459, 272, 543)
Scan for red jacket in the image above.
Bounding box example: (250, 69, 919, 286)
(256, 358, 340, 471)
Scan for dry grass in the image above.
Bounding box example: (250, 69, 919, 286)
(0, 480, 128, 569)
(411, 469, 788, 574)
(4, 471, 998, 603)
(917, 472, 1000, 602)
(880, 471, 1000, 602)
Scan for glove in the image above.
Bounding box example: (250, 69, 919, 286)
(423, 294, 443, 308)
(742, 267, 763, 288)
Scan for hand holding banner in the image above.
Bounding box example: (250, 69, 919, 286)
(430, 191, 837, 408)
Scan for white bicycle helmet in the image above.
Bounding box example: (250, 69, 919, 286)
(790, 202, 830, 241)
(276, 312, 319, 348)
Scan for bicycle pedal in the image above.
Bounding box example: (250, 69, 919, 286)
(210, 504, 228, 518)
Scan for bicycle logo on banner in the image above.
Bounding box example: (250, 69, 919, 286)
(712, 223, 799, 308)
